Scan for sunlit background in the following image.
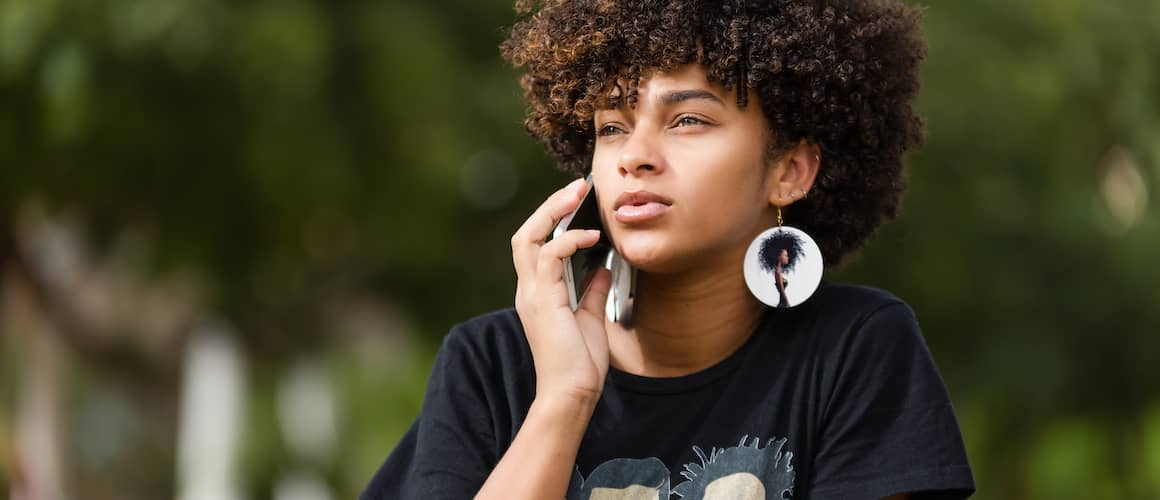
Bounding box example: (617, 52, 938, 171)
(1, 0, 1158, 499)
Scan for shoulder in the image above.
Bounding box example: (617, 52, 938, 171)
(780, 281, 928, 361)
(801, 285, 974, 498)
(438, 308, 532, 374)
(452, 306, 526, 341)
(798, 281, 917, 332)
(809, 280, 907, 314)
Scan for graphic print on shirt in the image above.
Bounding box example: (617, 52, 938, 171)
(672, 436, 794, 499)
(566, 435, 793, 500)
(566, 457, 670, 500)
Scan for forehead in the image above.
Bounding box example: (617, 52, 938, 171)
(639, 64, 715, 93)
(608, 63, 726, 102)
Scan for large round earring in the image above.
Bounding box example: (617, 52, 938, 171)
(743, 205, 824, 308)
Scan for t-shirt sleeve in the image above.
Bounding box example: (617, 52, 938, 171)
(811, 302, 975, 500)
(359, 325, 499, 499)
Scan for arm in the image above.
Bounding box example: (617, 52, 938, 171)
(476, 179, 613, 499)
(475, 394, 596, 499)
(363, 181, 612, 500)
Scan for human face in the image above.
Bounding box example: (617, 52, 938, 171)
(591, 63, 777, 274)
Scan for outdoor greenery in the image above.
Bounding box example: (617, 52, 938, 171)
(1, 0, 1158, 499)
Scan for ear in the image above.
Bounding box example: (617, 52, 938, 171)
(765, 140, 821, 207)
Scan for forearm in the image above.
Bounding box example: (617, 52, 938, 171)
(475, 394, 596, 500)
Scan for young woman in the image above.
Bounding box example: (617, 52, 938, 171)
(363, 1, 974, 498)
(760, 232, 805, 308)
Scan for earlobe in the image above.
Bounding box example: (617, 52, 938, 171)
(767, 186, 792, 207)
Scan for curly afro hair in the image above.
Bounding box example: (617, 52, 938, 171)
(758, 230, 805, 273)
(501, 0, 927, 267)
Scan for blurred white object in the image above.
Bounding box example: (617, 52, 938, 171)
(273, 470, 334, 500)
(14, 330, 66, 500)
(1099, 145, 1148, 232)
(175, 323, 247, 500)
(276, 359, 339, 465)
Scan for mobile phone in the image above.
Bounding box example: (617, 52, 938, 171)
(605, 248, 636, 325)
(550, 175, 613, 311)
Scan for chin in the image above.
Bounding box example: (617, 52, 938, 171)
(614, 239, 685, 274)
(613, 228, 743, 276)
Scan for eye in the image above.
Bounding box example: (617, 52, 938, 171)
(597, 124, 625, 136)
(675, 115, 707, 127)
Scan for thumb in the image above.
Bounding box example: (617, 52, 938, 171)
(578, 267, 612, 319)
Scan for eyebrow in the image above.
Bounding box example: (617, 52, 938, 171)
(658, 89, 725, 107)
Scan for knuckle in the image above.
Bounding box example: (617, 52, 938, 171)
(536, 240, 553, 259)
(537, 238, 553, 256)
(542, 236, 570, 256)
(538, 246, 561, 267)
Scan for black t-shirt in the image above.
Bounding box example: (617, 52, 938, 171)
(361, 282, 975, 499)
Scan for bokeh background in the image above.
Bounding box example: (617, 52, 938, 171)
(1, 0, 1158, 499)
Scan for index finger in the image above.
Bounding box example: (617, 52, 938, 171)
(513, 177, 588, 248)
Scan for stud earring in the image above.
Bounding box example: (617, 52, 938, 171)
(743, 204, 824, 308)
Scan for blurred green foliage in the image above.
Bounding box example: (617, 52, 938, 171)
(0, 0, 1158, 498)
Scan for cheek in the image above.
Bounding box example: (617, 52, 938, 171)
(591, 166, 617, 221)
(677, 194, 763, 251)
(678, 164, 766, 227)
(591, 149, 621, 199)
(591, 141, 620, 173)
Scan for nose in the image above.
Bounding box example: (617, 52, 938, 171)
(616, 128, 666, 177)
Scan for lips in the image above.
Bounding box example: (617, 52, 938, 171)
(613, 190, 672, 223)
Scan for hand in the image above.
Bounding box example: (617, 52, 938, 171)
(511, 178, 613, 408)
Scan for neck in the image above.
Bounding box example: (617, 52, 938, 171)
(605, 251, 767, 378)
